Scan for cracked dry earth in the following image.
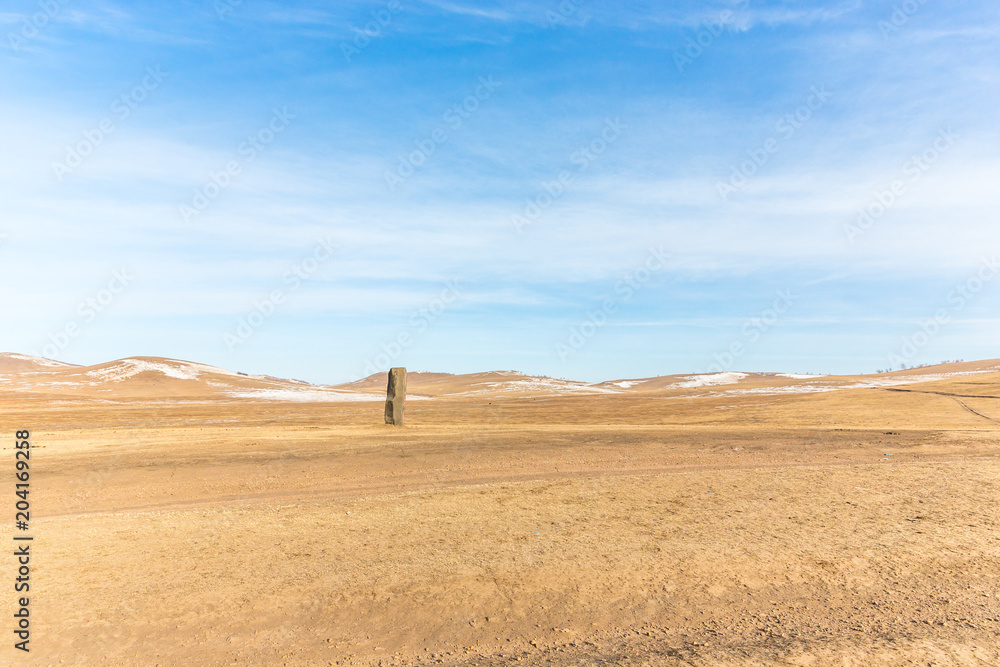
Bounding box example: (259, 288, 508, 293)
(3, 374, 1000, 666)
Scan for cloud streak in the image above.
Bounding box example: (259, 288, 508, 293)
(1, 0, 998, 381)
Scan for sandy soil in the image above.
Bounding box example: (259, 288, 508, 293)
(1, 358, 999, 665)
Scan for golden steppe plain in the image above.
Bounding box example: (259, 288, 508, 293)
(1, 355, 999, 666)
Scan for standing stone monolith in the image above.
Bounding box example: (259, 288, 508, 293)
(384, 367, 406, 425)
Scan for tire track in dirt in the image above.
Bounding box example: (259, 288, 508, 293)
(35, 456, 994, 521)
(884, 387, 1000, 400)
(884, 388, 999, 422)
(950, 397, 999, 422)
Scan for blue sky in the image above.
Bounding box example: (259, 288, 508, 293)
(2, 0, 999, 383)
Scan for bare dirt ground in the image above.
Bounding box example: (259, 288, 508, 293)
(2, 359, 999, 666)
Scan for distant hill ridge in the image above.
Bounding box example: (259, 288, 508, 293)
(2, 353, 999, 402)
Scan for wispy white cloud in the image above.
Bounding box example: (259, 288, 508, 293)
(3, 0, 999, 379)
(418, 0, 520, 23)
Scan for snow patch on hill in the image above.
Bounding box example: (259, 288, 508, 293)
(612, 380, 646, 389)
(723, 385, 837, 396)
(0, 353, 73, 368)
(673, 372, 748, 388)
(457, 378, 619, 396)
(87, 359, 201, 382)
(229, 388, 392, 402)
(716, 369, 1000, 396)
